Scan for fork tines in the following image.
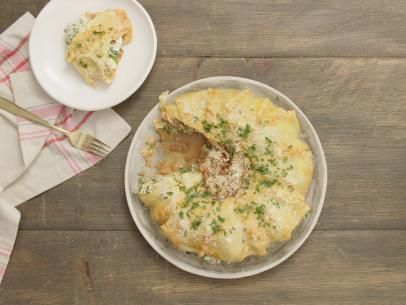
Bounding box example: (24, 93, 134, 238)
(83, 136, 111, 158)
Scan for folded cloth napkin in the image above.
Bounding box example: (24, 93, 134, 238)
(0, 13, 131, 283)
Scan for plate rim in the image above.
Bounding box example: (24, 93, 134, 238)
(28, 0, 157, 111)
(124, 76, 328, 279)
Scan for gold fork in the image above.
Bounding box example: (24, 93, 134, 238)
(0, 96, 110, 158)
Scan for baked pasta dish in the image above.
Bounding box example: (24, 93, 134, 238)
(135, 88, 313, 263)
(64, 9, 132, 86)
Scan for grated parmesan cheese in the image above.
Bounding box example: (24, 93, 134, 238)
(199, 145, 250, 199)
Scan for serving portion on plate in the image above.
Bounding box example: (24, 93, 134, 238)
(125, 77, 327, 278)
(64, 9, 133, 86)
(29, 0, 157, 111)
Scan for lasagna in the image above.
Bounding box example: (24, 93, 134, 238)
(135, 88, 313, 263)
(64, 9, 132, 86)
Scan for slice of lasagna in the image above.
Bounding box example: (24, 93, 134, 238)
(64, 9, 132, 86)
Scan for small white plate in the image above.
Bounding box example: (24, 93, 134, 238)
(124, 77, 328, 279)
(29, 0, 157, 111)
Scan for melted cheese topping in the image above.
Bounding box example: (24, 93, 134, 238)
(65, 9, 132, 86)
(136, 88, 313, 263)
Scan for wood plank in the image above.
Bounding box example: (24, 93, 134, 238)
(2, 0, 406, 57)
(17, 57, 406, 231)
(0, 230, 405, 305)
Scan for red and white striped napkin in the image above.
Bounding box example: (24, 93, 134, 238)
(0, 13, 131, 283)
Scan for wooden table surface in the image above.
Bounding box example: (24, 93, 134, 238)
(1, 1, 406, 304)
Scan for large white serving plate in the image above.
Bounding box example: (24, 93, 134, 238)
(124, 76, 327, 279)
(29, 0, 157, 111)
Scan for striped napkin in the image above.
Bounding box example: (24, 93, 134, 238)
(0, 13, 131, 283)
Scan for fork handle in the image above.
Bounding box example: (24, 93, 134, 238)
(0, 96, 68, 135)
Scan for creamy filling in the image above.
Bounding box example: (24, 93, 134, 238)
(64, 16, 123, 59)
(64, 16, 89, 45)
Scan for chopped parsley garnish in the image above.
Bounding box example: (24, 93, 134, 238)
(242, 176, 250, 189)
(255, 165, 269, 174)
(256, 179, 277, 192)
(79, 60, 88, 68)
(179, 167, 192, 174)
(220, 139, 235, 154)
(254, 203, 271, 227)
(167, 192, 174, 196)
(191, 219, 202, 230)
(238, 124, 252, 139)
(255, 204, 266, 216)
(187, 201, 200, 216)
(92, 30, 105, 35)
(268, 158, 277, 166)
(217, 215, 225, 223)
(234, 202, 255, 217)
(76, 43, 82, 48)
(271, 198, 280, 208)
(234, 206, 249, 214)
(108, 49, 119, 62)
(214, 115, 230, 138)
(265, 147, 274, 156)
(210, 219, 222, 234)
(191, 202, 200, 210)
(202, 120, 213, 132)
(182, 185, 200, 207)
(244, 144, 258, 161)
(265, 137, 273, 144)
(288, 185, 294, 192)
(288, 145, 293, 149)
(178, 211, 184, 219)
(201, 191, 211, 198)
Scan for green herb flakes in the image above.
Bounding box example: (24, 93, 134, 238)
(255, 204, 266, 216)
(238, 124, 252, 139)
(255, 179, 277, 192)
(92, 30, 105, 35)
(202, 120, 213, 132)
(255, 165, 269, 174)
(265, 137, 273, 144)
(179, 167, 192, 174)
(271, 198, 280, 208)
(201, 191, 211, 198)
(210, 219, 222, 234)
(191, 219, 202, 230)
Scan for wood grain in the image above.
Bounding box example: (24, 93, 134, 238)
(2, 0, 406, 57)
(1, 1, 406, 304)
(17, 57, 406, 231)
(0, 230, 405, 305)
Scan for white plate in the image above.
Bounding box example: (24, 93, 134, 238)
(29, 0, 157, 111)
(124, 77, 328, 279)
